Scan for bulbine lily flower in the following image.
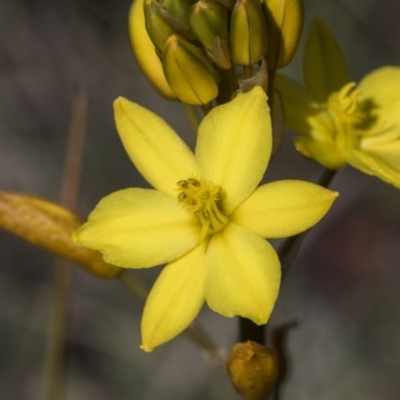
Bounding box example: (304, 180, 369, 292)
(73, 87, 337, 351)
(277, 19, 400, 188)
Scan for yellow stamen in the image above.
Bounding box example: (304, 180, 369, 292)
(177, 177, 228, 241)
(324, 82, 389, 151)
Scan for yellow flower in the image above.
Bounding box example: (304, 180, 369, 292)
(73, 87, 337, 351)
(277, 19, 400, 188)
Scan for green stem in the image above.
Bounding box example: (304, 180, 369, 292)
(181, 103, 201, 134)
(239, 318, 265, 344)
(118, 270, 149, 301)
(216, 67, 237, 105)
(243, 64, 254, 79)
(201, 102, 213, 116)
(317, 167, 337, 188)
(267, 69, 276, 112)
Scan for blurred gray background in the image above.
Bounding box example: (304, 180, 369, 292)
(1, 0, 400, 399)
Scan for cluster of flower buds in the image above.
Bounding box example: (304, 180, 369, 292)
(130, 0, 303, 104)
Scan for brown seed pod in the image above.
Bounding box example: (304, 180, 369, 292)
(226, 340, 279, 400)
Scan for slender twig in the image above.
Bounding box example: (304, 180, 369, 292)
(43, 89, 88, 400)
(118, 270, 223, 364)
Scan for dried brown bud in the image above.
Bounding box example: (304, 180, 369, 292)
(227, 340, 279, 400)
(0, 191, 121, 279)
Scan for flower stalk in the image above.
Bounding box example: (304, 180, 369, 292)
(44, 89, 88, 400)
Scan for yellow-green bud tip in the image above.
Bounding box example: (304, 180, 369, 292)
(162, 34, 219, 105)
(230, 0, 268, 65)
(263, 0, 304, 69)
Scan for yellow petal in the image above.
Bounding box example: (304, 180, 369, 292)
(129, 0, 176, 99)
(195, 87, 272, 215)
(358, 66, 400, 128)
(294, 136, 347, 169)
(140, 243, 206, 352)
(73, 189, 200, 268)
(303, 19, 350, 102)
(231, 180, 338, 238)
(114, 97, 199, 195)
(205, 223, 280, 324)
(346, 149, 400, 188)
(275, 74, 316, 135)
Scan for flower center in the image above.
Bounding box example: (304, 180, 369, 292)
(327, 82, 365, 126)
(177, 177, 228, 241)
(325, 82, 389, 150)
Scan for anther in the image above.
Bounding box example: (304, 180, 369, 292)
(188, 178, 200, 187)
(178, 192, 187, 201)
(177, 180, 189, 188)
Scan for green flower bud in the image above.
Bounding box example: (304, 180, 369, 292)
(159, 0, 192, 37)
(230, 0, 268, 65)
(129, 0, 176, 99)
(189, 0, 231, 69)
(213, 0, 236, 10)
(262, 0, 304, 69)
(162, 34, 219, 104)
(144, 0, 175, 52)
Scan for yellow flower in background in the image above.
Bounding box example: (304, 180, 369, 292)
(277, 19, 400, 188)
(73, 87, 337, 352)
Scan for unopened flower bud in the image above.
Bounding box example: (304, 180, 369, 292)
(213, 0, 236, 10)
(262, 0, 304, 69)
(162, 34, 219, 104)
(189, 0, 231, 69)
(160, 0, 192, 37)
(129, 0, 177, 99)
(230, 0, 268, 65)
(227, 341, 279, 400)
(144, 0, 175, 52)
(0, 191, 121, 279)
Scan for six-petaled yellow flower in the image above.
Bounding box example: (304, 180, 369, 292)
(277, 19, 400, 188)
(73, 87, 337, 351)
